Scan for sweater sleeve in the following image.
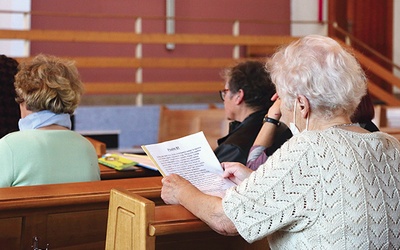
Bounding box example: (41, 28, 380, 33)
(246, 145, 268, 170)
(222, 136, 323, 243)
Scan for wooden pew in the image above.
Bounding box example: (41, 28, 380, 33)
(106, 188, 269, 250)
(84, 136, 161, 180)
(85, 136, 107, 157)
(99, 163, 161, 180)
(158, 106, 229, 150)
(373, 104, 400, 140)
(0, 177, 162, 250)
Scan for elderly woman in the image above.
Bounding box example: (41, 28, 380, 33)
(160, 35, 400, 249)
(0, 54, 100, 187)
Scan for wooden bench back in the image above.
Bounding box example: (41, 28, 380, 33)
(85, 136, 107, 157)
(106, 188, 269, 250)
(0, 177, 162, 250)
(158, 106, 229, 150)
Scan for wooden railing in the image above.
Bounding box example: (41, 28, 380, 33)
(1, 12, 399, 107)
(2, 28, 400, 105)
(330, 25, 400, 107)
(246, 38, 400, 108)
(0, 29, 296, 46)
(0, 28, 297, 96)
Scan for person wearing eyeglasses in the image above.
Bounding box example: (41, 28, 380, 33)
(351, 91, 380, 132)
(214, 60, 292, 166)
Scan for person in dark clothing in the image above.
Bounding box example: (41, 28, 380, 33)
(351, 92, 379, 132)
(214, 60, 291, 165)
(0, 55, 20, 138)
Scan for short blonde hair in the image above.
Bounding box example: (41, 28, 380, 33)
(14, 54, 83, 114)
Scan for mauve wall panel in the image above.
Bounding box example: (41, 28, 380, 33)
(30, 0, 290, 83)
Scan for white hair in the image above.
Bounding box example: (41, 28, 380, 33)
(267, 35, 367, 119)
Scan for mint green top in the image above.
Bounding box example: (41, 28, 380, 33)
(0, 130, 100, 187)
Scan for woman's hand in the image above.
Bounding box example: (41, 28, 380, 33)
(161, 174, 193, 204)
(162, 173, 238, 236)
(267, 93, 282, 120)
(221, 162, 253, 185)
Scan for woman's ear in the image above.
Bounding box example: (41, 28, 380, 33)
(235, 89, 245, 105)
(19, 102, 32, 118)
(297, 95, 310, 118)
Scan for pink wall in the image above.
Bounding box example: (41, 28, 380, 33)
(30, 0, 290, 84)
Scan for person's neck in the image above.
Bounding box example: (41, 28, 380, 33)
(309, 116, 353, 130)
(18, 110, 72, 131)
(235, 107, 258, 122)
(38, 124, 69, 130)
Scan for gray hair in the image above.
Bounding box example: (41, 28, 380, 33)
(267, 35, 367, 119)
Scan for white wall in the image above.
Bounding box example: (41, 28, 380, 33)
(290, 0, 328, 36)
(0, 0, 30, 57)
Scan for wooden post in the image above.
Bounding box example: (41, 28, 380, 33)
(106, 188, 156, 250)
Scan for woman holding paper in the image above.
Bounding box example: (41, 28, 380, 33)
(161, 35, 400, 249)
(0, 54, 100, 187)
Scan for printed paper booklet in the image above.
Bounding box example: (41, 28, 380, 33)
(120, 153, 159, 171)
(142, 131, 235, 197)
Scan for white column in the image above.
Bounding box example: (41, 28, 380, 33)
(0, 0, 31, 57)
(166, 0, 175, 50)
(135, 17, 143, 106)
(232, 20, 240, 59)
(290, 0, 328, 36)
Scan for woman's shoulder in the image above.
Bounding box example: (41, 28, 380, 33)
(1, 130, 89, 146)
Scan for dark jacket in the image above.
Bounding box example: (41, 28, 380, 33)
(360, 120, 379, 132)
(214, 110, 291, 164)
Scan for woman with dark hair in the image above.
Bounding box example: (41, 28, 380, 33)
(214, 60, 291, 165)
(351, 92, 379, 132)
(0, 55, 20, 138)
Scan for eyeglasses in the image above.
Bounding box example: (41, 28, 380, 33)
(219, 89, 229, 101)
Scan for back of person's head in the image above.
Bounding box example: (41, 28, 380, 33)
(267, 35, 367, 120)
(222, 60, 275, 111)
(351, 92, 375, 123)
(14, 54, 84, 114)
(0, 54, 20, 138)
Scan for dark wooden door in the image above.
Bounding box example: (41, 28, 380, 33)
(328, 0, 393, 93)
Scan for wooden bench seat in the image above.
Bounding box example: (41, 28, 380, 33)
(0, 177, 162, 250)
(106, 188, 269, 250)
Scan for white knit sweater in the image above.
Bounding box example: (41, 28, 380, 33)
(223, 128, 400, 250)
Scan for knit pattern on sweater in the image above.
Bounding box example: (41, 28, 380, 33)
(222, 129, 400, 250)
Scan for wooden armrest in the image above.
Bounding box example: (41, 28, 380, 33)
(149, 205, 210, 236)
(85, 136, 107, 157)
